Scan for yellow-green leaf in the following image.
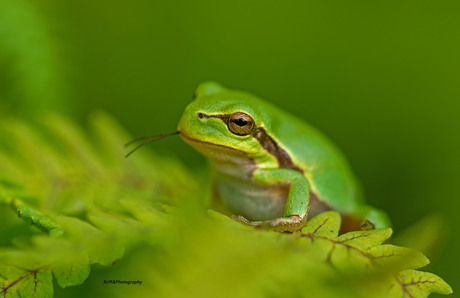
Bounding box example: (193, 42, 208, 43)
(389, 269, 453, 297)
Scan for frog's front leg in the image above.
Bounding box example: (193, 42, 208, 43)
(234, 168, 310, 232)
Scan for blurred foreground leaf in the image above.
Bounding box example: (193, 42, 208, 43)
(0, 112, 452, 298)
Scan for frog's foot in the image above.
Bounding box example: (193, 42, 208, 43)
(232, 215, 307, 232)
(360, 219, 375, 230)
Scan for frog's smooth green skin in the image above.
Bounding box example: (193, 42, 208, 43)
(178, 82, 391, 232)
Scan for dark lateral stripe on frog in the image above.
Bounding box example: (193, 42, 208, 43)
(251, 127, 303, 173)
(207, 114, 229, 122)
(207, 113, 303, 173)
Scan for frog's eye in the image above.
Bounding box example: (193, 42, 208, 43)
(228, 112, 255, 136)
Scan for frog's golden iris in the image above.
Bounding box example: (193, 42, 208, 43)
(227, 112, 255, 136)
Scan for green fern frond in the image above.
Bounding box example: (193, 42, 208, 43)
(0, 112, 452, 298)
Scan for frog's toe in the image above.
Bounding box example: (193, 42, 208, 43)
(231, 215, 248, 223)
(231, 214, 307, 231)
(264, 215, 307, 231)
(231, 215, 261, 226)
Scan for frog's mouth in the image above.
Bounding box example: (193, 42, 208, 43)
(179, 132, 251, 155)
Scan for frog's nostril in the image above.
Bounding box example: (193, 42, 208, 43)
(197, 112, 208, 119)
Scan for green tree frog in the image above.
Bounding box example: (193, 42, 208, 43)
(127, 82, 391, 232)
(176, 82, 390, 232)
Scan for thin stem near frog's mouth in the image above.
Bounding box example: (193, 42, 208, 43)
(125, 131, 180, 157)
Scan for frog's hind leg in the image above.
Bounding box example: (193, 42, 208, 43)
(341, 205, 391, 234)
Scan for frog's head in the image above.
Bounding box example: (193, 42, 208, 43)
(178, 81, 274, 161)
(126, 82, 279, 162)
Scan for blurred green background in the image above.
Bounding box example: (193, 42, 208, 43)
(1, 0, 459, 294)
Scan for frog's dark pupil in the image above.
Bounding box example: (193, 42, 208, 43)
(233, 118, 247, 126)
